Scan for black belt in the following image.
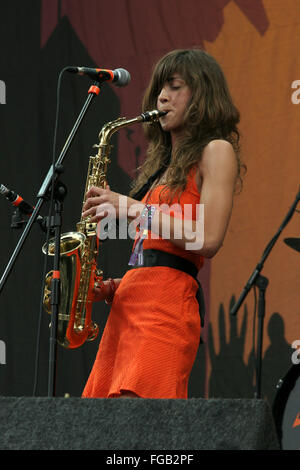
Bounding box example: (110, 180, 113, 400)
(130, 248, 205, 327)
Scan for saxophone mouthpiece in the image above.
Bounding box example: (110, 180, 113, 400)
(140, 110, 167, 123)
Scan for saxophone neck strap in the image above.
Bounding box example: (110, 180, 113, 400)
(131, 152, 172, 201)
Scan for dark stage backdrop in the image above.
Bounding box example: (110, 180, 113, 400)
(0, 1, 299, 406)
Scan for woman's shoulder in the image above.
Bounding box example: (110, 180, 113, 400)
(195, 139, 237, 191)
(199, 139, 236, 173)
(203, 138, 234, 155)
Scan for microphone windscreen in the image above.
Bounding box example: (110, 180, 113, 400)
(114, 68, 131, 87)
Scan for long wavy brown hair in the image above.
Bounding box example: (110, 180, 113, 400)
(129, 49, 245, 203)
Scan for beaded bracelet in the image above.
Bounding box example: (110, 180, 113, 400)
(128, 204, 156, 267)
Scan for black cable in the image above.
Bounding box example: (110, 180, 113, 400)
(32, 67, 69, 396)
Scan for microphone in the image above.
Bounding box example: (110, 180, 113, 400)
(67, 67, 131, 87)
(0, 184, 35, 215)
(0, 184, 48, 231)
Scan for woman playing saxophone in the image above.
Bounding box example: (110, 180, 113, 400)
(81, 49, 244, 399)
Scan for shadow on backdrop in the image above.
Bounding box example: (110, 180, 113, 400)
(206, 296, 292, 405)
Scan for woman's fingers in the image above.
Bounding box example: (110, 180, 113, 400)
(82, 202, 115, 222)
(85, 185, 110, 200)
(83, 185, 127, 222)
(82, 207, 98, 220)
(83, 196, 102, 211)
(83, 186, 112, 211)
(82, 207, 108, 222)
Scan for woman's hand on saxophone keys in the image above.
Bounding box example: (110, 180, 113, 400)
(82, 185, 120, 222)
(82, 185, 144, 223)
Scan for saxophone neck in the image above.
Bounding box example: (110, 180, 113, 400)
(98, 116, 138, 146)
(97, 110, 166, 148)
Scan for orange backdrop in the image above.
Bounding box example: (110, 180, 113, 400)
(203, 0, 300, 400)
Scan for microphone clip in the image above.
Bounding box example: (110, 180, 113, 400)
(10, 206, 50, 234)
(10, 206, 27, 229)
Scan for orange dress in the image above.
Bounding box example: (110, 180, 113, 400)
(82, 166, 204, 399)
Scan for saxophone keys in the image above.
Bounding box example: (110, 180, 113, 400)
(85, 222, 97, 235)
(94, 270, 103, 289)
(44, 294, 52, 314)
(45, 271, 53, 287)
(43, 271, 53, 314)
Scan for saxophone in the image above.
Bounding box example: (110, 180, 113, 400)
(42, 109, 164, 349)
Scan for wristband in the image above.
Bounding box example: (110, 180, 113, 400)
(128, 204, 156, 267)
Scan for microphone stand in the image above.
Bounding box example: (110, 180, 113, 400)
(0, 81, 102, 397)
(45, 174, 67, 398)
(230, 188, 300, 399)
